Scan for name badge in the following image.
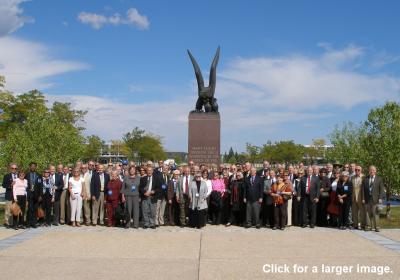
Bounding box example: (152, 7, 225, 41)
(38, 178, 42, 183)
(195, 193, 199, 197)
(131, 185, 136, 192)
(344, 185, 348, 191)
(162, 184, 166, 190)
(108, 190, 112, 195)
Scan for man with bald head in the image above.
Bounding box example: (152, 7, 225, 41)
(90, 164, 110, 226)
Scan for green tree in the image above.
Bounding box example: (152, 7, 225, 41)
(260, 140, 304, 164)
(245, 143, 260, 163)
(0, 111, 85, 169)
(326, 122, 369, 165)
(363, 102, 400, 216)
(83, 135, 104, 161)
(123, 127, 165, 162)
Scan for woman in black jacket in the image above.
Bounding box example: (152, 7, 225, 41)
(337, 171, 353, 230)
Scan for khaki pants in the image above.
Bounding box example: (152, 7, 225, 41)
(83, 199, 91, 224)
(91, 192, 105, 225)
(366, 202, 379, 230)
(352, 201, 365, 228)
(287, 199, 292, 226)
(4, 201, 13, 225)
(60, 189, 70, 224)
(156, 199, 167, 226)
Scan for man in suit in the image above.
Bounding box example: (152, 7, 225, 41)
(316, 168, 331, 227)
(82, 163, 93, 226)
(176, 166, 193, 227)
(351, 166, 365, 230)
(25, 162, 42, 228)
(155, 165, 169, 226)
(261, 169, 275, 228)
(53, 165, 66, 225)
(297, 166, 320, 228)
(257, 161, 270, 178)
(2, 163, 18, 228)
(91, 164, 110, 226)
(139, 167, 161, 229)
(362, 165, 385, 232)
(244, 167, 263, 229)
(167, 170, 180, 226)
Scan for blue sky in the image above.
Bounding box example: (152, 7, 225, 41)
(1, 0, 400, 152)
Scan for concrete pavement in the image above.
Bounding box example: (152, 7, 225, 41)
(0, 225, 398, 280)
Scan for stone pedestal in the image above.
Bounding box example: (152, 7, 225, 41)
(188, 112, 220, 166)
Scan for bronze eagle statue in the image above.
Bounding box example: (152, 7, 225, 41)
(187, 46, 220, 113)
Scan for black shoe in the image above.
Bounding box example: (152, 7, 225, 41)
(272, 227, 277, 230)
(52, 223, 59, 226)
(143, 226, 149, 229)
(256, 224, 261, 229)
(375, 228, 380, 232)
(150, 226, 156, 229)
(301, 225, 306, 228)
(310, 225, 315, 228)
(244, 224, 251, 228)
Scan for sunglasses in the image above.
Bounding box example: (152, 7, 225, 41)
(355, 169, 361, 171)
(10, 167, 17, 170)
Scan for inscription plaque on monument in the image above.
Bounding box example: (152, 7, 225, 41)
(187, 47, 221, 166)
(188, 112, 220, 165)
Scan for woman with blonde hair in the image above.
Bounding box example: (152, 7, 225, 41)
(68, 168, 85, 227)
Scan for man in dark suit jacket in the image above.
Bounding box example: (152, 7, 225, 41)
(297, 166, 320, 228)
(90, 164, 110, 225)
(361, 165, 385, 232)
(244, 167, 263, 229)
(25, 162, 43, 228)
(139, 167, 161, 229)
(53, 165, 65, 225)
(256, 160, 270, 178)
(2, 163, 18, 227)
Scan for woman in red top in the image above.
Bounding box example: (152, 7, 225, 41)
(271, 174, 292, 230)
(105, 170, 122, 227)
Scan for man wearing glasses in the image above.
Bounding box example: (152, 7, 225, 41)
(2, 163, 18, 228)
(351, 166, 364, 230)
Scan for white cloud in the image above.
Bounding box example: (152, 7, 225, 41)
(0, 0, 33, 36)
(0, 36, 89, 92)
(77, 8, 149, 30)
(219, 45, 400, 111)
(126, 8, 149, 30)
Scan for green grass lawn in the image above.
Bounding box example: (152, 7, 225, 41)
(0, 204, 399, 228)
(380, 206, 400, 229)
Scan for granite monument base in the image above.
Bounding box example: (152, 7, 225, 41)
(188, 111, 220, 166)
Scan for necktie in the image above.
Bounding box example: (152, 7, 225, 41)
(185, 176, 189, 194)
(307, 176, 311, 194)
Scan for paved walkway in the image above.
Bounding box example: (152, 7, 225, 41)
(0, 226, 398, 280)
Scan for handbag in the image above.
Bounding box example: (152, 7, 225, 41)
(37, 206, 45, 218)
(281, 184, 292, 201)
(11, 202, 21, 216)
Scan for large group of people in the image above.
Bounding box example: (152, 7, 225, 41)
(2, 160, 386, 232)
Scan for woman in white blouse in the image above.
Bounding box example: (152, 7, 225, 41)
(68, 168, 85, 227)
